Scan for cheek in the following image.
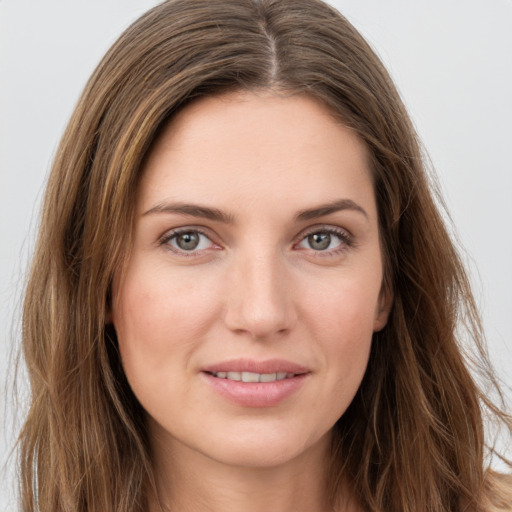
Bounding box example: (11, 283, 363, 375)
(302, 274, 379, 389)
(304, 267, 382, 335)
(112, 261, 221, 384)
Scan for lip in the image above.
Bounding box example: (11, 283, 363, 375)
(202, 358, 309, 375)
(201, 358, 310, 408)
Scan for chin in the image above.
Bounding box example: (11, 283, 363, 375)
(195, 424, 332, 470)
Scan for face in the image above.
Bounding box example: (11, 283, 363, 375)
(111, 91, 391, 470)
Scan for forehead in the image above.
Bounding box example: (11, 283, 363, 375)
(138, 90, 375, 220)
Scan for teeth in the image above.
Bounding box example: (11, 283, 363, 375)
(241, 372, 260, 383)
(213, 371, 296, 382)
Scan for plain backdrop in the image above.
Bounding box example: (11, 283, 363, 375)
(1, 0, 511, 509)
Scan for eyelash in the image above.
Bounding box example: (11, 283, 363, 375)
(158, 227, 217, 258)
(158, 225, 354, 257)
(295, 226, 354, 256)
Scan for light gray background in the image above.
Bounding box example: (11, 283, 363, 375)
(1, 1, 511, 509)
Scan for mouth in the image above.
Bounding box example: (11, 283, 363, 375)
(201, 359, 310, 407)
(206, 371, 299, 383)
(202, 358, 309, 381)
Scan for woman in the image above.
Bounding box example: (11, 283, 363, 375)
(19, 0, 511, 511)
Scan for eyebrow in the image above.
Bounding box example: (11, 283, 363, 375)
(295, 199, 368, 221)
(143, 202, 235, 223)
(142, 198, 368, 223)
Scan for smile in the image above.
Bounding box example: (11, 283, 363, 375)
(201, 359, 310, 407)
(209, 371, 296, 382)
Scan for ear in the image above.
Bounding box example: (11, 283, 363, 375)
(373, 286, 393, 332)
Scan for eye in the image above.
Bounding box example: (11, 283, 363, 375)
(296, 228, 351, 253)
(161, 229, 217, 254)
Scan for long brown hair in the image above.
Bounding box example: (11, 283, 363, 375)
(19, 0, 511, 510)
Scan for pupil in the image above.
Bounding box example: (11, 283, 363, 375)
(309, 233, 330, 250)
(177, 232, 200, 250)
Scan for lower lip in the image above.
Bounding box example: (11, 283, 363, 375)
(202, 372, 308, 407)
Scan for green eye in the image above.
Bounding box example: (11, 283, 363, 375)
(175, 232, 201, 251)
(307, 233, 332, 251)
(165, 230, 213, 252)
(297, 228, 350, 253)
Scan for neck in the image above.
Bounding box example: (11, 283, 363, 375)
(147, 429, 356, 512)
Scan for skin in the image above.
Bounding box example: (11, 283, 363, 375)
(111, 90, 392, 512)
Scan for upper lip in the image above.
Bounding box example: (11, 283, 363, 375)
(202, 358, 310, 375)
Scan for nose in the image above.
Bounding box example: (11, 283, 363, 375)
(223, 250, 297, 340)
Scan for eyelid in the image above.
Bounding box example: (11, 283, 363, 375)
(293, 224, 354, 253)
(158, 226, 221, 255)
(156, 223, 355, 257)
(298, 223, 353, 238)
